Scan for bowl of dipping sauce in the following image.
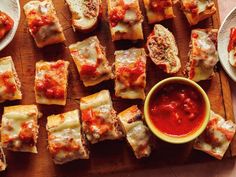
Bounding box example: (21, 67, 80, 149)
(144, 77, 210, 144)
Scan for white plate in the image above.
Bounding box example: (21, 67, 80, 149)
(0, 0, 20, 51)
(218, 7, 236, 82)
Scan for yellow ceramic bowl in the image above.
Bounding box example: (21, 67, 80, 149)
(144, 77, 210, 144)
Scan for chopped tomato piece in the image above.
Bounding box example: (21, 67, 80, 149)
(117, 59, 145, 86)
(82, 109, 93, 122)
(51, 60, 65, 69)
(28, 10, 54, 34)
(36, 73, 64, 99)
(19, 122, 35, 145)
(192, 32, 198, 39)
(0, 71, 16, 94)
(80, 64, 97, 76)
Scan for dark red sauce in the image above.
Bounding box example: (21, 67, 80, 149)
(149, 83, 206, 137)
(228, 27, 236, 52)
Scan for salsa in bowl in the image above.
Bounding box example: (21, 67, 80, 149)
(144, 77, 210, 144)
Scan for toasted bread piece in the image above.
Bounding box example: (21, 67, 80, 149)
(80, 90, 123, 144)
(147, 24, 181, 74)
(0, 56, 22, 103)
(143, 0, 175, 24)
(108, 0, 143, 41)
(179, 0, 216, 25)
(69, 36, 113, 87)
(23, 0, 65, 48)
(186, 29, 218, 82)
(114, 48, 146, 100)
(1, 105, 40, 153)
(34, 60, 69, 105)
(47, 109, 89, 164)
(65, 0, 101, 32)
(117, 105, 152, 159)
(194, 111, 236, 160)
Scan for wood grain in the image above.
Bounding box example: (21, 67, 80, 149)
(0, 0, 234, 176)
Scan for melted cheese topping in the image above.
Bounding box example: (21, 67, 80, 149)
(189, 29, 218, 82)
(115, 48, 146, 100)
(47, 110, 89, 164)
(69, 36, 113, 87)
(197, 0, 207, 13)
(1, 105, 38, 153)
(194, 111, 236, 159)
(0, 57, 21, 102)
(118, 105, 151, 158)
(80, 90, 122, 144)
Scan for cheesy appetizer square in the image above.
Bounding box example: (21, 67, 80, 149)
(179, 0, 216, 25)
(80, 90, 123, 144)
(1, 105, 40, 153)
(0, 147, 6, 171)
(228, 27, 236, 67)
(115, 48, 146, 100)
(47, 109, 89, 164)
(108, 0, 143, 41)
(117, 105, 152, 159)
(143, 0, 175, 24)
(65, 0, 101, 32)
(0, 56, 22, 103)
(35, 60, 69, 105)
(194, 111, 236, 160)
(69, 36, 113, 87)
(0, 11, 14, 40)
(23, 0, 65, 48)
(186, 29, 218, 82)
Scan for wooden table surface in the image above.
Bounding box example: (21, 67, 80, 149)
(102, 1, 236, 177)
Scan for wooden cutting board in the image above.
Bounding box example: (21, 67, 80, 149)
(0, 0, 235, 176)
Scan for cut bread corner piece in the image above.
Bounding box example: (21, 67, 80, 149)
(186, 28, 218, 82)
(194, 110, 236, 160)
(0, 147, 7, 171)
(117, 105, 152, 159)
(65, 0, 101, 32)
(147, 24, 181, 74)
(179, 0, 216, 26)
(0, 56, 22, 103)
(143, 0, 175, 24)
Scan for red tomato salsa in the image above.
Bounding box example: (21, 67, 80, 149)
(228, 27, 236, 52)
(0, 11, 14, 40)
(149, 83, 206, 137)
(28, 10, 54, 34)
